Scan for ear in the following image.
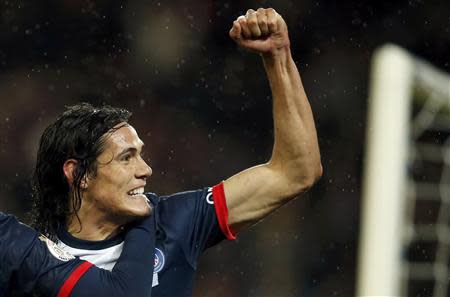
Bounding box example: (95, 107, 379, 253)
(63, 159, 77, 184)
(63, 159, 88, 189)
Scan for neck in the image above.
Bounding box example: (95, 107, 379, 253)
(67, 209, 123, 241)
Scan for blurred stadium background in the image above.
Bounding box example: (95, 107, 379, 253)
(0, 0, 449, 296)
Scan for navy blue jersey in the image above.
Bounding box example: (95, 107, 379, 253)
(56, 184, 236, 297)
(0, 211, 156, 297)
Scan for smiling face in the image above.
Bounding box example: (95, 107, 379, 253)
(81, 123, 152, 224)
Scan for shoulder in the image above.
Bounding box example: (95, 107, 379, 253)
(0, 212, 19, 229)
(146, 188, 212, 205)
(0, 213, 36, 255)
(145, 187, 213, 232)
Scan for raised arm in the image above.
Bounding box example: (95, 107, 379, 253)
(224, 8, 322, 233)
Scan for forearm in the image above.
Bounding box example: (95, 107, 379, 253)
(263, 48, 322, 190)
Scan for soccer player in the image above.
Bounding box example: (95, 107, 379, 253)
(0, 211, 156, 297)
(30, 8, 322, 296)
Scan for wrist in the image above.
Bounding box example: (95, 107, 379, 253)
(261, 43, 291, 59)
(261, 46, 293, 70)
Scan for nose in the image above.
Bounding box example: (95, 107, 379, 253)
(136, 157, 152, 179)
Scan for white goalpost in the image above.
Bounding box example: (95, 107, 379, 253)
(357, 44, 450, 297)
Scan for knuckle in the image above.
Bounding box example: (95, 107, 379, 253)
(257, 7, 265, 12)
(268, 20, 277, 27)
(248, 19, 258, 26)
(258, 20, 267, 27)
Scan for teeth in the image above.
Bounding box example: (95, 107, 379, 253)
(128, 187, 144, 196)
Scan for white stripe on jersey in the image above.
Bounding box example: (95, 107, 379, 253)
(56, 240, 124, 271)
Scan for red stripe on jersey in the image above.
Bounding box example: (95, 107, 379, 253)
(57, 261, 94, 297)
(212, 182, 236, 240)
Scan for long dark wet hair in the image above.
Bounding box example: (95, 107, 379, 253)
(31, 103, 131, 240)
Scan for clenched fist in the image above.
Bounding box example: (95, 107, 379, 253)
(229, 8, 290, 56)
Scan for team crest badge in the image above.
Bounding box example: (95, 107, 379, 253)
(154, 248, 165, 273)
(39, 235, 75, 262)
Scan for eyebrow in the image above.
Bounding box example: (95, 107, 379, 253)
(116, 143, 145, 158)
(117, 147, 137, 158)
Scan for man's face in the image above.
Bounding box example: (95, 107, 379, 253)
(83, 123, 152, 222)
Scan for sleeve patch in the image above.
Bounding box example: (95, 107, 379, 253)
(39, 235, 75, 262)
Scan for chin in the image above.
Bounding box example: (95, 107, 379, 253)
(133, 206, 152, 217)
(114, 195, 151, 221)
(128, 201, 152, 217)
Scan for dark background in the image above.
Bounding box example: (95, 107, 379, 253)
(0, 1, 448, 296)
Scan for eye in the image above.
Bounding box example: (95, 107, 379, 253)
(121, 153, 132, 162)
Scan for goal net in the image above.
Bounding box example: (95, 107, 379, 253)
(357, 44, 450, 297)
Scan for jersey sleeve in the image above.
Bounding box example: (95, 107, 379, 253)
(0, 212, 156, 297)
(156, 182, 236, 268)
(0, 212, 36, 295)
(65, 215, 156, 297)
(0, 212, 81, 296)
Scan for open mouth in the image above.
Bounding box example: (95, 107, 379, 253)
(127, 187, 145, 198)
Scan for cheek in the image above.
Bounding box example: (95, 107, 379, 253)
(90, 165, 134, 202)
(105, 167, 135, 196)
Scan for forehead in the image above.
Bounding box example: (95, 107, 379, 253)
(104, 123, 143, 150)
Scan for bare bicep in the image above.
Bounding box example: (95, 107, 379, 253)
(223, 163, 298, 233)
